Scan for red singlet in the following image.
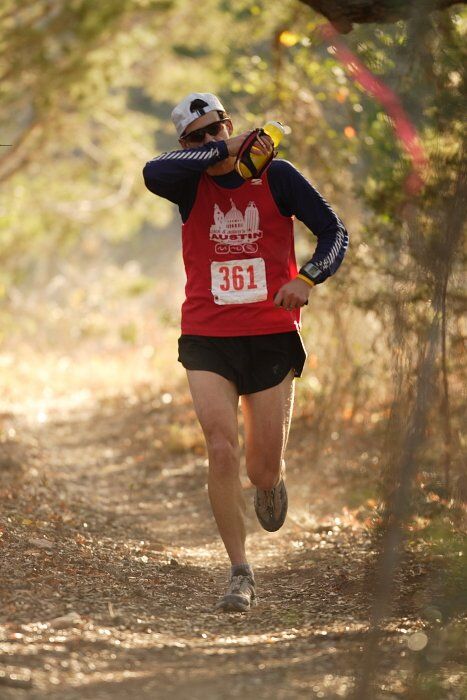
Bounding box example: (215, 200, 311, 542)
(181, 172, 300, 336)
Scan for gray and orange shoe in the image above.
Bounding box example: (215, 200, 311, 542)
(215, 568, 257, 612)
(254, 477, 288, 532)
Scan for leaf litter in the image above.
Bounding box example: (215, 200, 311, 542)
(0, 390, 463, 699)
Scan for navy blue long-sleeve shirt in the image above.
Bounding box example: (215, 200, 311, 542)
(143, 141, 348, 284)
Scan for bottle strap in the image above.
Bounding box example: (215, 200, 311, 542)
(235, 128, 276, 180)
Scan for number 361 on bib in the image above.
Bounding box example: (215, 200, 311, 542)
(211, 258, 268, 305)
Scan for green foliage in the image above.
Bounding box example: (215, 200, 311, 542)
(0, 0, 359, 289)
(0, 1, 465, 484)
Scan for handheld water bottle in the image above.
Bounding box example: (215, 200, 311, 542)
(235, 121, 286, 180)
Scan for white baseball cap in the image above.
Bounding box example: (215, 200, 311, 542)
(171, 92, 226, 137)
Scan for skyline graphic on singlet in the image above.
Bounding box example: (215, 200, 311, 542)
(209, 199, 263, 255)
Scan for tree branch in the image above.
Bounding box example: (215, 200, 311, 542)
(297, 0, 466, 33)
(0, 120, 43, 184)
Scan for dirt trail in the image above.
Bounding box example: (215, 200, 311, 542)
(0, 390, 428, 699)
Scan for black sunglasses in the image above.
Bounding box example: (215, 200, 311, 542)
(181, 119, 229, 144)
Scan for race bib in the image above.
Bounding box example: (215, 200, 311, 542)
(211, 258, 267, 305)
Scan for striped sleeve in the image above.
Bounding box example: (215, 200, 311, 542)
(267, 160, 349, 284)
(143, 141, 229, 207)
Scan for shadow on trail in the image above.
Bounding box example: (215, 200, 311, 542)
(0, 392, 429, 699)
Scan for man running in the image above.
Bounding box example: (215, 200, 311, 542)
(143, 93, 348, 612)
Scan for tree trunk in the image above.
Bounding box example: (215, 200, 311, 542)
(297, 0, 466, 33)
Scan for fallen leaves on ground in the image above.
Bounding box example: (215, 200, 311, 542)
(0, 392, 464, 699)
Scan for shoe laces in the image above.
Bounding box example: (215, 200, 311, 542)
(229, 574, 254, 595)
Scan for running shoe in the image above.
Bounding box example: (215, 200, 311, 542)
(254, 477, 288, 532)
(215, 572, 257, 612)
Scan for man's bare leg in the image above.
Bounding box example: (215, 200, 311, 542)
(186, 370, 247, 565)
(242, 371, 295, 490)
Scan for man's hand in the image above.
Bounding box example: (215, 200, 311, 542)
(274, 277, 313, 310)
(226, 130, 273, 158)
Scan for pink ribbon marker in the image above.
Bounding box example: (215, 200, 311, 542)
(318, 23, 428, 195)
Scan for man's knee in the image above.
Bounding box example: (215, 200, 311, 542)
(206, 433, 239, 477)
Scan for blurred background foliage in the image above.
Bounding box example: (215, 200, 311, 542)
(0, 0, 465, 695)
(1, 0, 465, 478)
(1, 3, 465, 445)
(2, 0, 464, 464)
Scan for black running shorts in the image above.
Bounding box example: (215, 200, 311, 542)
(178, 331, 307, 396)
